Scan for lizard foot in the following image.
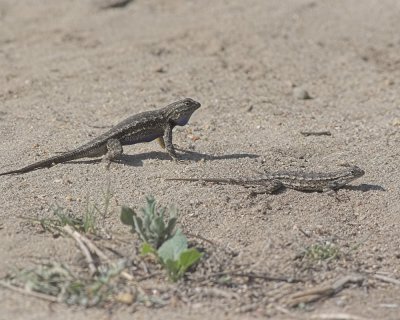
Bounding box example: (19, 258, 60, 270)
(103, 139, 123, 161)
(172, 157, 191, 164)
(324, 189, 349, 202)
(102, 139, 123, 170)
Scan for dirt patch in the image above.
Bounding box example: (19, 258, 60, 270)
(1, 0, 400, 319)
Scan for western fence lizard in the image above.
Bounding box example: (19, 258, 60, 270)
(166, 166, 365, 194)
(0, 98, 201, 176)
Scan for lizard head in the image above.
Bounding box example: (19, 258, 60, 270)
(164, 98, 201, 126)
(325, 165, 365, 191)
(349, 166, 365, 179)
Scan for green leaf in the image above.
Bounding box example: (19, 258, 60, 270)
(157, 229, 187, 263)
(158, 206, 166, 219)
(165, 206, 177, 236)
(120, 206, 135, 226)
(162, 248, 203, 281)
(149, 216, 165, 236)
(141, 243, 157, 256)
(168, 205, 177, 218)
(133, 216, 146, 240)
(143, 196, 156, 218)
(163, 259, 179, 281)
(143, 213, 151, 230)
(165, 214, 177, 234)
(178, 249, 203, 272)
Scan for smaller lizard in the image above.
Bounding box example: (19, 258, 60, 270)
(0, 98, 201, 176)
(166, 166, 365, 194)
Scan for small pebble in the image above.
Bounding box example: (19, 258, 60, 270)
(155, 66, 167, 73)
(385, 79, 394, 86)
(96, 0, 133, 9)
(115, 292, 136, 305)
(391, 118, 400, 126)
(293, 87, 311, 99)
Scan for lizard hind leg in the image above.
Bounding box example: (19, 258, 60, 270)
(103, 139, 123, 163)
(249, 180, 283, 196)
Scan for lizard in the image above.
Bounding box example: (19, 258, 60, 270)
(0, 98, 201, 176)
(166, 166, 365, 194)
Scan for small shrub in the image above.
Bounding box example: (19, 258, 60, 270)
(303, 242, 340, 262)
(121, 196, 202, 281)
(120, 196, 177, 249)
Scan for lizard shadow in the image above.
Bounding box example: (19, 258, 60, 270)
(340, 184, 385, 192)
(119, 149, 259, 166)
(175, 148, 260, 161)
(249, 183, 384, 196)
(281, 184, 385, 194)
(70, 149, 259, 167)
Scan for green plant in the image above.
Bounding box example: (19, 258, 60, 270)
(39, 206, 86, 233)
(83, 181, 114, 233)
(142, 230, 203, 282)
(36, 183, 114, 235)
(121, 197, 203, 281)
(121, 196, 177, 249)
(2, 261, 126, 307)
(82, 205, 96, 234)
(303, 242, 340, 262)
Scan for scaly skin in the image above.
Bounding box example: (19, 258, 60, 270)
(166, 166, 365, 194)
(0, 98, 201, 176)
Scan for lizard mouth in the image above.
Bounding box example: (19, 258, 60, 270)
(192, 101, 201, 109)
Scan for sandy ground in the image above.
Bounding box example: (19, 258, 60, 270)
(1, 0, 400, 319)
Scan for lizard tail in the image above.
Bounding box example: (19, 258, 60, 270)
(0, 152, 82, 176)
(165, 177, 247, 185)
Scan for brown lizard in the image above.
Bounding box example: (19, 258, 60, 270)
(166, 166, 365, 194)
(0, 98, 201, 176)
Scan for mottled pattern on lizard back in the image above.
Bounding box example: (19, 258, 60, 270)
(263, 166, 365, 191)
(166, 166, 365, 194)
(0, 98, 201, 176)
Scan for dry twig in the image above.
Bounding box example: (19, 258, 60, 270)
(62, 226, 136, 282)
(373, 274, 400, 286)
(286, 274, 364, 307)
(0, 280, 59, 303)
(62, 225, 97, 275)
(310, 313, 370, 320)
(196, 270, 303, 283)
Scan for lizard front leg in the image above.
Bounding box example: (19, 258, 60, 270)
(163, 122, 179, 160)
(156, 137, 166, 149)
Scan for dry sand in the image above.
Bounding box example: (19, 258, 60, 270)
(0, 0, 400, 319)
